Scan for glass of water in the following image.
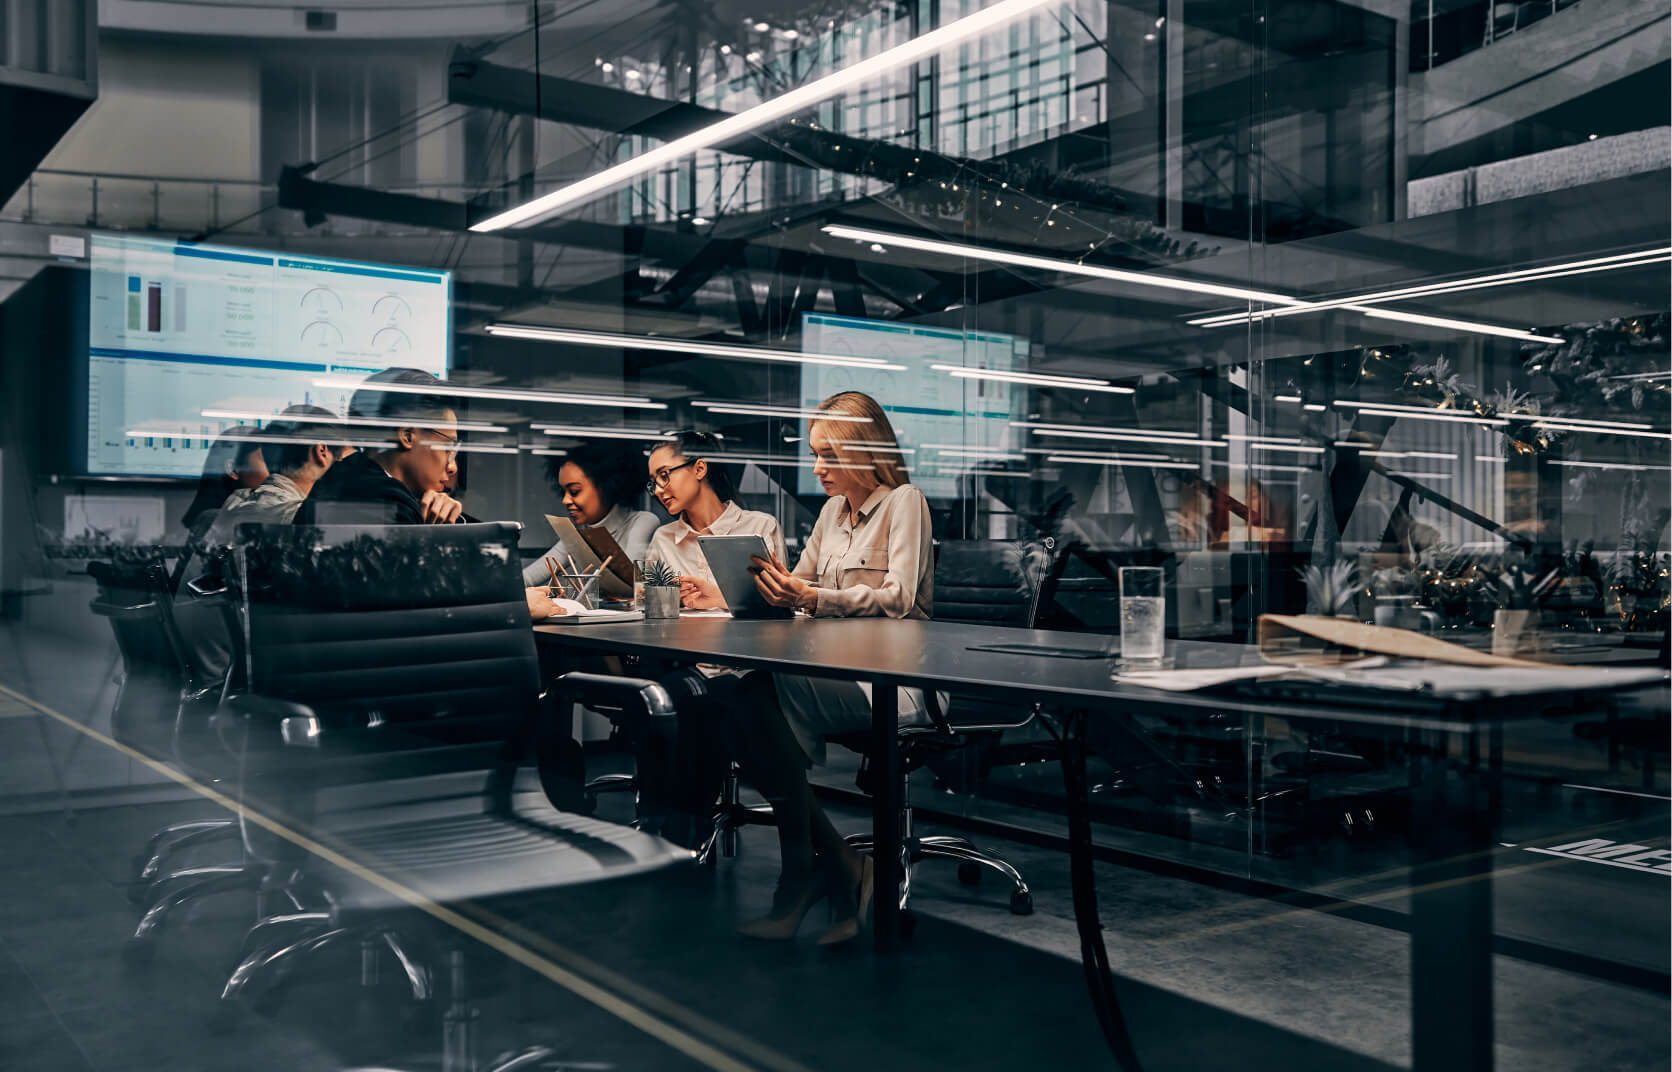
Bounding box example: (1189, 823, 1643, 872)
(632, 559, 647, 610)
(1119, 566, 1166, 664)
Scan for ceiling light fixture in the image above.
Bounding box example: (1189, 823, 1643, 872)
(932, 448, 1027, 460)
(1012, 420, 1200, 440)
(309, 374, 663, 410)
(929, 364, 1134, 393)
(1357, 308, 1565, 344)
(1047, 454, 1198, 470)
(472, 0, 1061, 230)
(200, 408, 508, 433)
(693, 401, 872, 421)
(537, 426, 671, 441)
(825, 224, 1306, 306)
(1189, 248, 1671, 327)
(486, 323, 905, 371)
(1033, 428, 1225, 448)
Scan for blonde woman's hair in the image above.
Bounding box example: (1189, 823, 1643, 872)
(809, 391, 909, 490)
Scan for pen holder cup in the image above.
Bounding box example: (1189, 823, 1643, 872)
(643, 586, 681, 620)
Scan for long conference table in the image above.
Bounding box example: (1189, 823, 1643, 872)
(534, 614, 1654, 1072)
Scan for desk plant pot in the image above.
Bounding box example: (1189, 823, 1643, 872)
(642, 560, 681, 620)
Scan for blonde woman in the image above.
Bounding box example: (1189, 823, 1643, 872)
(737, 391, 934, 945)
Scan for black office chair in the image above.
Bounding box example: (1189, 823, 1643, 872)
(836, 538, 1058, 919)
(545, 668, 775, 862)
(208, 522, 691, 1069)
(86, 560, 250, 911)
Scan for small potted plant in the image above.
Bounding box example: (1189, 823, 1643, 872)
(1491, 549, 1540, 654)
(641, 559, 682, 620)
(1300, 560, 1361, 619)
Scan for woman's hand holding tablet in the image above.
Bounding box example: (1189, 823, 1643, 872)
(751, 552, 816, 612)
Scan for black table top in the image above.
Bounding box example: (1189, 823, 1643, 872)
(534, 617, 1657, 731)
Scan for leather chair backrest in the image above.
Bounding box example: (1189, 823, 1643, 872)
(931, 540, 1051, 628)
(234, 522, 540, 733)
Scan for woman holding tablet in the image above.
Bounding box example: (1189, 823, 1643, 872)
(737, 391, 934, 945)
(645, 431, 786, 608)
(523, 442, 659, 587)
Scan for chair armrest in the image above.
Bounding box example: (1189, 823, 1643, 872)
(552, 672, 678, 724)
(216, 694, 323, 748)
(183, 575, 229, 599)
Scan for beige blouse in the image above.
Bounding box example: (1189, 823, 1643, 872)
(793, 483, 932, 620)
(647, 500, 787, 585)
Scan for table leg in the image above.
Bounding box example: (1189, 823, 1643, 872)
(871, 681, 901, 952)
(1410, 726, 1494, 1072)
(1060, 709, 1143, 1071)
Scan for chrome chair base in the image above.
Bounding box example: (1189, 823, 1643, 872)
(845, 806, 1033, 916)
(129, 820, 240, 901)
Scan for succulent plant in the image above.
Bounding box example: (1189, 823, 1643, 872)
(1300, 560, 1361, 617)
(642, 559, 680, 588)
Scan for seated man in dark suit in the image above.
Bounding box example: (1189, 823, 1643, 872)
(295, 367, 466, 527)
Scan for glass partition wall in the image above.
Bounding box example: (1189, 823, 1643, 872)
(2, 0, 1665, 1066)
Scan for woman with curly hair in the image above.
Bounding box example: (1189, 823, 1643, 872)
(522, 441, 659, 586)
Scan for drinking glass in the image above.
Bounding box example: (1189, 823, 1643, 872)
(632, 559, 647, 610)
(1119, 566, 1165, 663)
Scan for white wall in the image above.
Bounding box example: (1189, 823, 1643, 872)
(42, 38, 260, 181)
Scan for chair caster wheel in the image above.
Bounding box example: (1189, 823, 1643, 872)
(956, 862, 982, 886)
(121, 937, 156, 967)
(1009, 890, 1033, 915)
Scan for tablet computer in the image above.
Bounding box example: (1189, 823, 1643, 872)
(543, 514, 634, 600)
(697, 534, 794, 620)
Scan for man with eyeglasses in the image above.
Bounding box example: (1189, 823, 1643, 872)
(294, 368, 468, 527)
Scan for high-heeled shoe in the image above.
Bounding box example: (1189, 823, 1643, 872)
(736, 874, 829, 940)
(815, 855, 874, 947)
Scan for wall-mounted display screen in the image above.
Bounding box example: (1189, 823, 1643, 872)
(798, 312, 1029, 498)
(85, 234, 451, 477)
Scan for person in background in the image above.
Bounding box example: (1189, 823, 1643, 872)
(172, 407, 355, 691)
(523, 442, 659, 587)
(645, 431, 786, 608)
(293, 368, 465, 527)
(736, 391, 935, 945)
(181, 435, 267, 533)
(217, 405, 354, 527)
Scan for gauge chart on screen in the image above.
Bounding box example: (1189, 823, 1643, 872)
(799, 313, 1029, 497)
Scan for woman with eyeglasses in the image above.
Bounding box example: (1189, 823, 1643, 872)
(732, 391, 935, 946)
(645, 431, 786, 608)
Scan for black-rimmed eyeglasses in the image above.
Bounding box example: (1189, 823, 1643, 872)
(646, 460, 695, 492)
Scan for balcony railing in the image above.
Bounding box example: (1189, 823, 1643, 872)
(1410, 0, 1584, 72)
(0, 169, 485, 237)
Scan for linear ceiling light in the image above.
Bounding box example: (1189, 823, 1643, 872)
(1189, 248, 1672, 327)
(933, 449, 1027, 460)
(1003, 418, 1203, 434)
(929, 363, 1133, 393)
(1352, 407, 1510, 427)
(486, 324, 904, 371)
(471, 0, 1061, 230)
(1248, 443, 1325, 454)
(1034, 428, 1225, 448)
(826, 225, 1305, 306)
(693, 401, 872, 421)
(1048, 454, 1199, 470)
(130, 428, 395, 452)
(1357, 308, 1564, 344)
(200, 408, 509, 433)
(309, 374, 664, 410)
(538, 426, 671, 441)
